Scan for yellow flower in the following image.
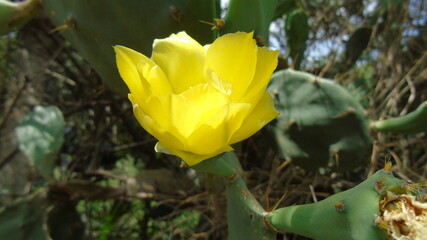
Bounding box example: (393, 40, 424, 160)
(114, 32, 279, 166)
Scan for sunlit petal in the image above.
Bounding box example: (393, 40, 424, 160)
(230, 93, 279, 144)
(152, 32, 206, 93)
(187, 103, 251, 155)
(115, 32, 279, 166)
(114, 45, 172, 96)
(241, 47, 279, 104)
(168, 83, 229, 138)
(131, 96, 185, 150)
(206, 32, 257, 102)
(114, 46, 147, 96)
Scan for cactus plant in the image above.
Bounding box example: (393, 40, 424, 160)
(267, 69, 373, 172)
(41, 0, 216, 95)
(266, 168, 414, 240)
(284, 7, 309, 69)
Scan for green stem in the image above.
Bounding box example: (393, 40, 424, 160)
(374, 101, 427, 134)
(191, 153, 235, 178)
(192, 152, 276, 239)
(222, 152, 276, 240)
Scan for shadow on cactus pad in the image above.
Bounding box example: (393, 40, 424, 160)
(267, 69, 373, 172)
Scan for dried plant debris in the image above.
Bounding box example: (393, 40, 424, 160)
(376, 191, 427, 240)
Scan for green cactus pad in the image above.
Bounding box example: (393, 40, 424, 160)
(42, 0, 216, 95)
(267, 170, 407, 240)
(222, 0, 276, 40)
(374, 101, 427, 134)
(267, 69, 373, 172)
(15, 105, 65, 180)
(0, 0, 41, 35)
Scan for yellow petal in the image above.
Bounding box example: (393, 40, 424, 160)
(187, 103, 251, 155)
(130, 95, 186, 151)
(152, 32, 206, 93)
(129, 94, 171, 134)
(114, 46, 147, 96)
(136, 62, 172, 96)
(114, 45, 172, 96)
(241, 47, 279, 104)
(230, 93, 279, 144)
(206, 32, 257, 102)
(155, 142, 233, 166)
(167, 83, 229, 138)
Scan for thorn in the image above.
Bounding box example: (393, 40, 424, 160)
(200, 18, 224, 30)
(49, 18, 75, 34)
(332, 151, 340, 167)
(309, 185, 318, 202)
(271, 191, 288, 212)
(265, 191, 270, 212)
(277, 159, 292, 171)
(255, 35, 268, 46)
(290, 53, 300, 69)
(332, 107, 356, 119)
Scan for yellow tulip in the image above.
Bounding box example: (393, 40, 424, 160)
(114, 32, 279, 166)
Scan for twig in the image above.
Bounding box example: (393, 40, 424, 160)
(0, 146, 19, 170)
(0, 76, 27, 130)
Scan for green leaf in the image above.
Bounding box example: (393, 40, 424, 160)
(15, 105, 65, 179)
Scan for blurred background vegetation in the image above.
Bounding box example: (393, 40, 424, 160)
(0, 0, 426, 239)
